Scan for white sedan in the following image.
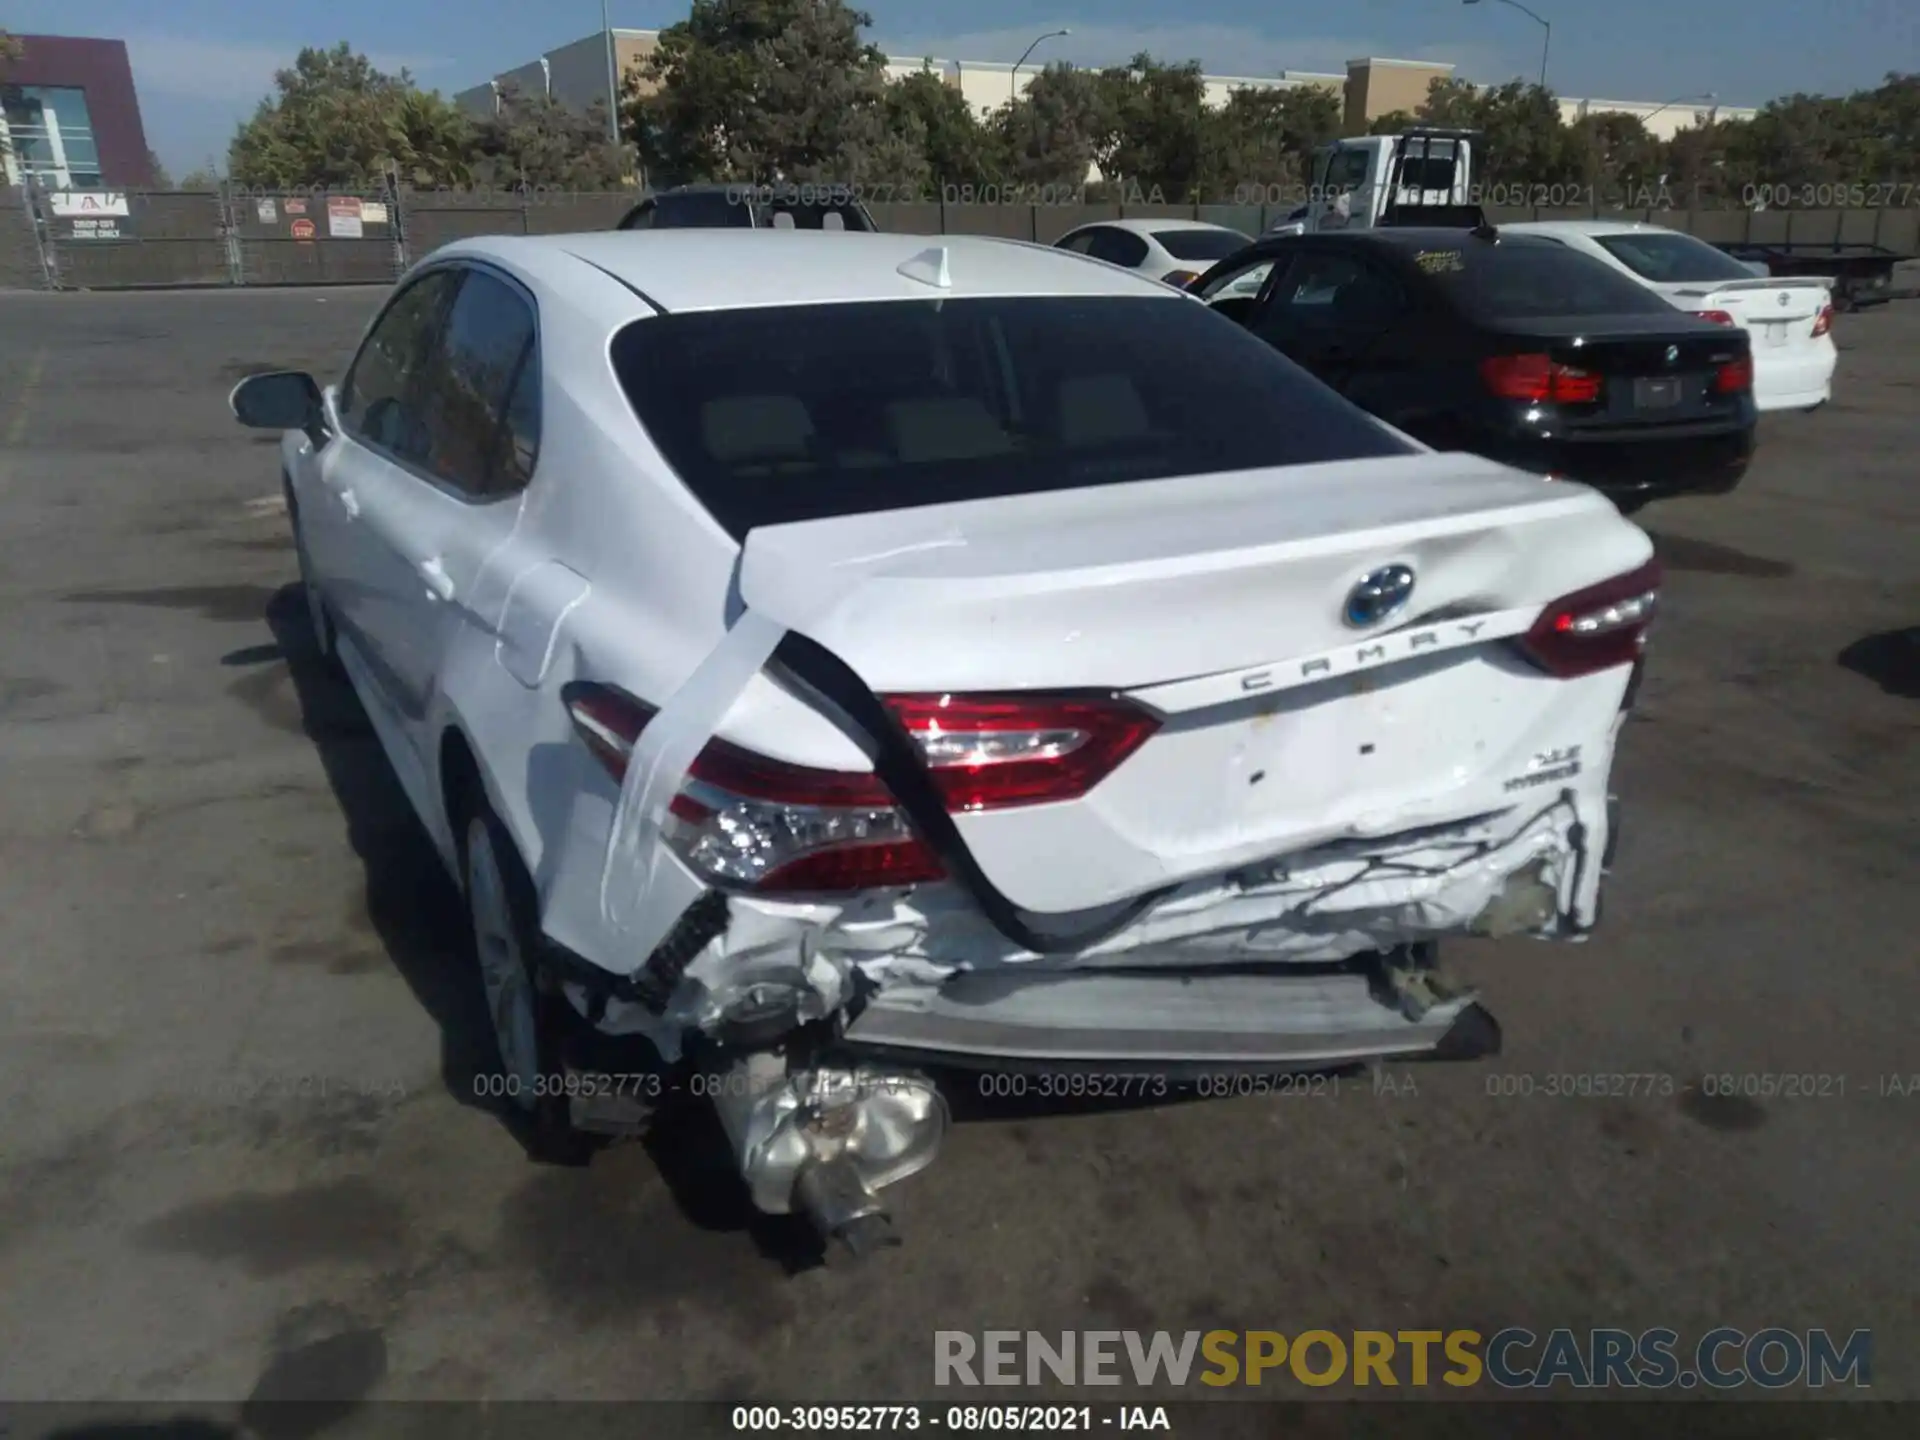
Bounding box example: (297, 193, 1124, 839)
(1051, 217, 1252, 289)
(232, 230, 1658, 1256)
(1506, 220, 1837, 412)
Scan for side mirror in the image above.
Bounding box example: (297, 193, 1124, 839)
(231, 370, 322, 435)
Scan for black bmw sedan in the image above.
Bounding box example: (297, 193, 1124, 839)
(1187, 227, 1757, 510)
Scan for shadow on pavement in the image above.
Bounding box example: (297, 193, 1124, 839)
(1838, 626, 1920, 699)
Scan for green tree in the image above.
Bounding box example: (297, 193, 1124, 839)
(1565, 112, 1663, 207)
(178, 167, 220, 191)
(470, 82, 629, 188)
(228, 43, 475, 188)
(1096, 55, 1210, 201)
(1412, 77, 1579, 196)
(145, 150, 173, 189)
(885, 68, 1004, 188)
(626, 0, 906, 185)
(1204, 86, 1342, 199)
(989, 62, 1113, 190)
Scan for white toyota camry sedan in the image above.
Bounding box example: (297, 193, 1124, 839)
(233, 229, 1660, 1256)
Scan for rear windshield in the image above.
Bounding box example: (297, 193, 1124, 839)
(1427, 240, 1679, 320)
(760, 201, 872, 231)
(656, 192, 749, 228)
(610, 296, 1416, 538)
(1156, 228, 1252, 262)
(1594, 231, 1758, 284)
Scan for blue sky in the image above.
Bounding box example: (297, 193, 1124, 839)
(15, 0, 1918, 176)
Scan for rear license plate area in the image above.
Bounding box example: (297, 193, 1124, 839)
(1633, 376, 1683, 409)
(1762, 322, 1790, 347)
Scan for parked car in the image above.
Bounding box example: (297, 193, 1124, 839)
(616, 182, 878, 232)
(232, 230, 1659, 1258)
(1190, 227, 1758, 511)
(1052, 218, 1253, 289)
(1505, 220, 1835, 412)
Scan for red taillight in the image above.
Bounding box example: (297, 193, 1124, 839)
(1811, 303, 1833, 338)
(1713, 353, 1753, 394)
(883, 693, 1160, 812)
(1517, 559, 1663, 679)
(561, 683, 1158, 894)
(1692, 309, 1737, 326)
(1480, 352, 1603, 404)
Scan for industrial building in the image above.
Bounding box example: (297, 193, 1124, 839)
(454, 32, 1754, 143)
(0, 33, 155, 189)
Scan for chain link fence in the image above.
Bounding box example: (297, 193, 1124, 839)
(4, 180, 1917, 292)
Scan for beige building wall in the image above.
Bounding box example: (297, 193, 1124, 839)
(1344, 58, 1456, 131)
(456, 30, 660, 118)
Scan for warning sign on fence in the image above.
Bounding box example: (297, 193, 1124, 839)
(327, 197, 364, 238)
(50, 191, 130, 218)
(291, 218, 316, 241)
(257, 198, 278, 223)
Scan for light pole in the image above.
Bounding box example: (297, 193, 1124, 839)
(603, 0, 621, 143)
(1011, 29, 1070, 103)
(1463, 0, 1550, 91)
(1640, 91, 1716, 130)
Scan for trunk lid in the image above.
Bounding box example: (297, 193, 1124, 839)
(737, 452, 1651, 912)
(1659, 276, 1831, 350)
(1494, 314, 1750, 426)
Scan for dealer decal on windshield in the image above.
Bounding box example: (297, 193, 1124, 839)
(1414, 249, 1465, 274)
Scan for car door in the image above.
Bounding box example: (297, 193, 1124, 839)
(321, 268, 462, 701)
(1244, 248, 1406, 392)
(347, 263, 542, 759)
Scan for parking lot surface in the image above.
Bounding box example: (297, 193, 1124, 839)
(0, 286, 1915, 1410)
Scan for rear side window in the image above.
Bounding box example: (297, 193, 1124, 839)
(411, 268, 540, 498)
(1593, 232, 1757, 284)
(1155, 229, 1252, 262)
(1430, 241, 1678, 320)
(657, 191, 748, 227)
(609, 295, 1416, 539)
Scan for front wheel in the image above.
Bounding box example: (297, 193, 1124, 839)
(462, 798, 596, 1165)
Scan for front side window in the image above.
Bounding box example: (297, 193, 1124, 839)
(1197, 256, 1279, 302)
(609, 295, 1416, 540)
(339, 270, 461, 466)
(409, 268, 540, 498)
(1255, 252, 1406, 339)
(1156, 229, 1253, 263)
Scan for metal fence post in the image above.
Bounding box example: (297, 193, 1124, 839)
(221, 180, 243, 285)
(18, 180, 57, 290)
(387, 168, 409, 275)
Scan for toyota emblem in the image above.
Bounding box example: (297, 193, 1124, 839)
(1344, 565, 1417, 629)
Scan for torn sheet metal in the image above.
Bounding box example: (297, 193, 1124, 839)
(596, 531, 967, 962)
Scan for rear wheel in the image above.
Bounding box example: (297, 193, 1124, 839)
(461, 795, 596, 1165)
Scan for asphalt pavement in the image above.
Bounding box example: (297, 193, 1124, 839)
(0, 286, 1915, 1417)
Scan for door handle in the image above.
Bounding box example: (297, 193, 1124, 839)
(338, 488, 360, 520)
(418, 556, 455, 602)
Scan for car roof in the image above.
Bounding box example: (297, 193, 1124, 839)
(1064, 218, 1250, 238)
(438, 231, 1185, 313)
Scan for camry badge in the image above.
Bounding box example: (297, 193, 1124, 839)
(1344, 565, 1416, 629)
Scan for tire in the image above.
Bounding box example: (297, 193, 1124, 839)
(459, 791, 597, 1166)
